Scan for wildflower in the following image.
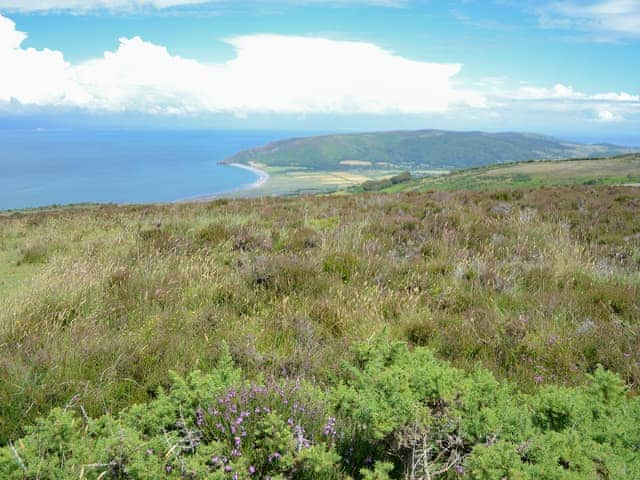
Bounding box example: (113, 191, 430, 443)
(248, 466, 256, 475)
(269, 452, 282, 463)
(165, 465, 173, 474)
(224, 465, 233, 473)
(323, 417, 336, 437)
(195, 408, 205, 427)
(534, 374, 544, 384)
(454, 465, 465, 475)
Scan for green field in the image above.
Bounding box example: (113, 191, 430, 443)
(235, 165, 403, 197)
(360, 154, 640, 193)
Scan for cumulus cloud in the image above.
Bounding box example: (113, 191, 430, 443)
(0, 13, 483, 115)
(513, 83, 638, 102)
(538, 0, 640, 40)
(595, 109, 623, 122)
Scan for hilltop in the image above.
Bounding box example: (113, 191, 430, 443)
(223, 130, 632, 172)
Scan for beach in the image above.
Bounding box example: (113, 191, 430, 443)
(227, 162, 270, 189)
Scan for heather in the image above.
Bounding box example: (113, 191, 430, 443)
(1, 338, 639, 479)
(1, 185, 639, 452)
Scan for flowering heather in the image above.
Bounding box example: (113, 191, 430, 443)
(200, 380, 336, 477)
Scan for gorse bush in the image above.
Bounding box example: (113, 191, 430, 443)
(1, 337, 639, 479)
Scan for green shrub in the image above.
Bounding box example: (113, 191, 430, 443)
(323, 252, 359, 282)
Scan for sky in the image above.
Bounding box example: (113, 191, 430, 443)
(0, 0, 638, 139)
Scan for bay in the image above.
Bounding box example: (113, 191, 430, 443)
(0, 129, 291, 210)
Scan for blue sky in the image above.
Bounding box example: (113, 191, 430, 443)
(0, 1, 638, 139)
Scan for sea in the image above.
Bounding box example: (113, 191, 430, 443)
(2, 128, 639, 211)
(0, 129, 293, 211)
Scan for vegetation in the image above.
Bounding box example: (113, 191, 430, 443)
(1, 184, 640, 477)
(380, 154, 640, 193)
(361, 172, 413, 192)
(237, 167, 403, 198)
(1, 338, 639, 479)
(223, 130, 632, 172)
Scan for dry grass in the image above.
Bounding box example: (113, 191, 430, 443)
(0, 185, 639, 443)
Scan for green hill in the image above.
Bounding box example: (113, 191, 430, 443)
(223, 130, 633, 171)
(366, 153, 640, 193)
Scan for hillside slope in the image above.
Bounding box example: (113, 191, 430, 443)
(1, 186, 640, 444)
(373, 153, 640, 193)
(223, 130, 633, 171)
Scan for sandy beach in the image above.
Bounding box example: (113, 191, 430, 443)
(227, 162, 270, 189)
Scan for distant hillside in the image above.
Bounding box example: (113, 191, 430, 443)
(363, 153, 640, 193)
(223, 130, 633, 171)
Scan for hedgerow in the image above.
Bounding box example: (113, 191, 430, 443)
(2, 338, 638, 479)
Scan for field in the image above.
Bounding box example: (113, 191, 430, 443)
(384, 154, 640, 193)
(2, 184, 640, 455)
(237, 165, 403, 197)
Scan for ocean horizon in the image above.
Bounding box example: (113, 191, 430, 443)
(0, 129, 294, 211)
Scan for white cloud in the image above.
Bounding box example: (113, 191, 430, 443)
(594, 109, 623, 122)
(538, 1, 640, 40)
(0, 0, 211, 11)
(0, 13, 482, 115)
(513, 83, 639, 102)
(0, 0, 406, 12)
(472, 80, 639, 125)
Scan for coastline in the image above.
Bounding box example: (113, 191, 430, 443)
(178, 162, 271, 203)
(227, 162, 270, 190)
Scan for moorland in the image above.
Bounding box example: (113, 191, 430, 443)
(1, 170, 639, 477)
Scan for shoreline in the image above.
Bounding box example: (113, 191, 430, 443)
(226, 162, 270, 190)
(177, 162, 271, 203)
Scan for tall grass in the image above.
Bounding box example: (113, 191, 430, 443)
(0, 186, 639, 443)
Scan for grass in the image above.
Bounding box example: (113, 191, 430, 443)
(388, 154, 640, 192)
(0, 186, 639, 445)
(239, 166, 403, 196)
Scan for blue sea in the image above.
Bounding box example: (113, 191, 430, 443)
(0, 129, 292, 211)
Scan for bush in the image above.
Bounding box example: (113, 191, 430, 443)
(2, 338, 640, 478)
(323, 252, 359, 282)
